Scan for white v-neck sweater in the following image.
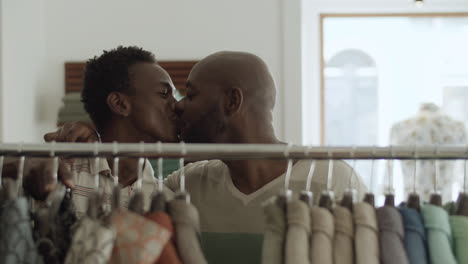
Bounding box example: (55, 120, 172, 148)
(165, 159, 366, 234)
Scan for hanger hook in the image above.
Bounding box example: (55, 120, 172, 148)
(112, 141, 119, 187)
(413, 145, 418, 194)
(136, 142, 145, 191)
(283, 143, 294, 195)
(386, 145, 394, 194)
(0, 154, 4, 188)
(434, 145, 440, 194)
(348, 145, 357, 189)
(93, 142, 100, 190)
(179, 141, 186, 193)
(369, 145, 377, 193)
(305, 145, 316, 192)
(157, 141, 164, 192)
(464, 145, 468, 194)
(17, 142, 25, 194)
(326, 148, 334, 192)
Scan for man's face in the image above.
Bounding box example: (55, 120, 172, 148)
(127, 63, 179, 142)
(175, 65, 227, 143)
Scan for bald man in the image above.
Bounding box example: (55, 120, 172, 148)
(165, 51, 366, 231)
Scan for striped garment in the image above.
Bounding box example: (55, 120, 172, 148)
(64, 158, 172, 218)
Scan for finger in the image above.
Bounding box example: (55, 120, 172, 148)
(58, 161, 74, 188)
(44, 132, 59, 142)
(65, 131, 81, 143)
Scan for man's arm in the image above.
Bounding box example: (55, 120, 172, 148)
(44, 121, 99, 143)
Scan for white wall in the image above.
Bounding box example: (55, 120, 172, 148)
(0, 0, 46, 142)
(41, 0, 286, 142)
(300, 0, 468, 145)
(1, 0, 467, 143)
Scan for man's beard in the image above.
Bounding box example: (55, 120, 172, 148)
(180, 107, 227, 143)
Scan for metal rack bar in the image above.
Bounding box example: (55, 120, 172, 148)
(0, 143, 468, 160)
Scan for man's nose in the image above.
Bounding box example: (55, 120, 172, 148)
(174, 98, 185, 117)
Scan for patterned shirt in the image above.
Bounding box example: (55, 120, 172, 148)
(65, 158, 173, 218)
(390, 103, 466, 202)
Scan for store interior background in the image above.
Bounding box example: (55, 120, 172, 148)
(0, 0, 467, 202)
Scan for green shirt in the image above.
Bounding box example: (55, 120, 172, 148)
(149, 159, 179, 179)
(450, 216, 468, 264)
(421, 204, 457, 264)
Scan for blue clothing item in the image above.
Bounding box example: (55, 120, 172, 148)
(399, 207, 429, 264)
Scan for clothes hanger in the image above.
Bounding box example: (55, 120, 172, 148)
(174, 141, 190, 203)
(406, 145, 420, 210)
(111, 141, 121, 211)
(384, 146, 395, 207)
(4, 143, 25, 200)
(455, 146, 468, 216)
(0, 155, 4, 202)
(299, 146, 315, 208)
(429, 146, 442, 207)
(277, 143, 293, 211)
(128, 142, 146, 215)
(150, 142, 168, 212)
(36, 142, 67, 236)
(87, 142, 105, 220)
(318, 149, 334, 211)
(340, 146, 356, 211)
(363, 146, 376, 207)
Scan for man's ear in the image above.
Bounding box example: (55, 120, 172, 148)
(107, 92, 131, 117)
(224, 87, 243, 116)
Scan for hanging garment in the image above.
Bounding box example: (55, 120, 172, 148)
(165, 160, 365, 264)
(145, 211, 182, 264)
(354, 202, 379, 264)
(390, 103, 466, 202)
(109, 209, 171, 264)
(261, 200, 286, 264)
(64, 216, 115, 264)
(65, 158, 173, 218)
(310, 206, 334, 264)
(34, 189, 78, 264)
(376, 206, 409, 264)
(0, 197, 44, 264)
(421, 204, 457, 264)
(165, 160, 366, 234)
(333, 205, 354, 264)
(399, 206, 429, 264)
(169, 199, 207, 264)
(285, 199, 310, 264)
(449, 215, 468, 264)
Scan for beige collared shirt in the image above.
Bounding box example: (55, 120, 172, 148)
(65, 158, 172, 218)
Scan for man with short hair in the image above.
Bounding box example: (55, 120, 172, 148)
(165, 51, 366, 232)
(36, 46, 178, 215)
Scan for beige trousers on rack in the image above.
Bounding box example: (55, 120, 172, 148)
(285, 200, 310, 264)
(310, 206, 334, 264)
(261, 201, 286, 264)
(169, 200, 207, 264)
(333, 206, 354, 264)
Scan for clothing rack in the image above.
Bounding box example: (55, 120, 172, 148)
(1, 143, 468, 160)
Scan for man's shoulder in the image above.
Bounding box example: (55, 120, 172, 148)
(165, 160, 227, 190)
(291, 159, 352, 180)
